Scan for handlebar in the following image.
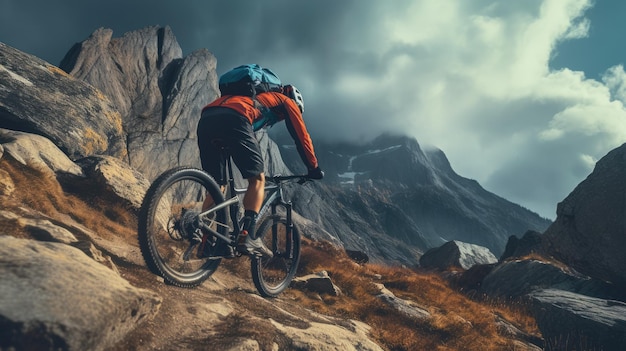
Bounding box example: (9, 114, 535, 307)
(269, 174, 313, 184)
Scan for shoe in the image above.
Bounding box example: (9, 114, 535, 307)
(238, 235, 273, 258)
(198, 240, 236, 259)
(213, 243, 236, 258)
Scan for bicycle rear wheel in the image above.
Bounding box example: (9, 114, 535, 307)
(138, 167, 228, 288)
(251, 215, 301, 297)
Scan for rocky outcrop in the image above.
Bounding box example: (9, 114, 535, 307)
(374, 283, 430, 320)
(0, 236, 161, 351)
(291, 271, 342, 296)
(419, 240, 498, 270)
(0, 129, 84, 177)
(0, 43, 125, 160)
(481, 259, 621, 300)
(529, 289, 626, 351)
(500, 230, 543, 261)
(75, 155, 151, 211)
(542, 143, 626, 290)
(270, 319, 384, 351)
(59, 26, 220, 180)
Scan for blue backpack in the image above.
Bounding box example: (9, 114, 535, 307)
(219, 64, 284, 131)
(219, 64, 283, 97)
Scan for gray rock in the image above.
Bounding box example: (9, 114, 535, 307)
(291, 271, 342, 296)
(70, 241, 120, 275)
(494, 313, 543, 350)
(17, 217, 78, 244)
(530, 289, 626, 351)
(60, 26, 220, 180)
(481, 259, 621, 300)
(375, 283, 430, 320)
(419, 240, 497, 270)
(542, 143, 626, 290)
(0, 42, 126, 160)
(270, 318, 384, 351)
(0, 236, 161, 351)
(75, 155, 151, 211)
(0, 129, 84, 177)
(345, 249, 369, 264)
(500, 230, 543, 261)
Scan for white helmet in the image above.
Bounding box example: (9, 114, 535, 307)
(284, 84, 304, 113)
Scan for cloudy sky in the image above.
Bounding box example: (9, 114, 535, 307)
(2, 0, 626, 219)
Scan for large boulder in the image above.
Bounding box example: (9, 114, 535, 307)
(481, 259, 622, 300)
(542, 143, 626, 289)
(529, 289, 626, 351)
(0, 129, 84, 177)
(419, 240, 497, 270)
(0, 42, 125, 160)
(75, 155, 151, 211)
(0, 236, 161, 351)
(59, 26, 220, 180)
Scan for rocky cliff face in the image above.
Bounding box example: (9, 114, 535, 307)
(59, 26, 220, 180)
(542, 143, 626, 289)
(0, 42, 125, 159)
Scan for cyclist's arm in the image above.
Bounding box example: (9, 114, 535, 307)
(282, 99, 319, 170)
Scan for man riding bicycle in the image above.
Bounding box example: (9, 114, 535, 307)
(197, 70, 323, 258)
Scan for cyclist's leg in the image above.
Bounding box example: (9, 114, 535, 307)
(243, 173, 265, 213)
(227, 117, 272, 257)
(227, 114, 266, 216)
(197, 108, 231, 210)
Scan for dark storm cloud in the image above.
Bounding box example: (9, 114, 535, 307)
(1, 0, 393, 96)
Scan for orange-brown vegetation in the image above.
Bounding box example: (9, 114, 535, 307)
(1, 156, 136, 243)
(290, 241, 540, 350)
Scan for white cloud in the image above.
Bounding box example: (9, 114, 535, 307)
(603, 65, 626, 103)
(303, 0, 625, 219)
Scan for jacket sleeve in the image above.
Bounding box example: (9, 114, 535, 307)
(282, 98, 319, 170)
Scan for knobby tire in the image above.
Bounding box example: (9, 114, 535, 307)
(138, 167, 227, 288)
(251, 216, 301, 297)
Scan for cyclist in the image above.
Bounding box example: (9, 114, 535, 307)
(197, 83, 323, 258)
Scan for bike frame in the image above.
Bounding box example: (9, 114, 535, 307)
(196, 148, 302, 250)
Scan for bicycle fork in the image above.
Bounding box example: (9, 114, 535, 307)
(272, 201, 295, 259)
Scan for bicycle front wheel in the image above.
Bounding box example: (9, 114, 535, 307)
(138, 167, 228, 288)
(251, 215, 301, 297)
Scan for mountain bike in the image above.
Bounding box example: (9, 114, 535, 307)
(138, 145, 310, 297)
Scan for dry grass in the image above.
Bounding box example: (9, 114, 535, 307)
(1, 156, 136, 242)
(289, 240, 541, 351)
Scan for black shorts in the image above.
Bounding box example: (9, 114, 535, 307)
(197, 107, 264, 184)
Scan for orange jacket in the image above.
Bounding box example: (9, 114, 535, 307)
(202, 92, 319, 170)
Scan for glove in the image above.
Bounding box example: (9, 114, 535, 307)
(307, 167, 324, 179)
